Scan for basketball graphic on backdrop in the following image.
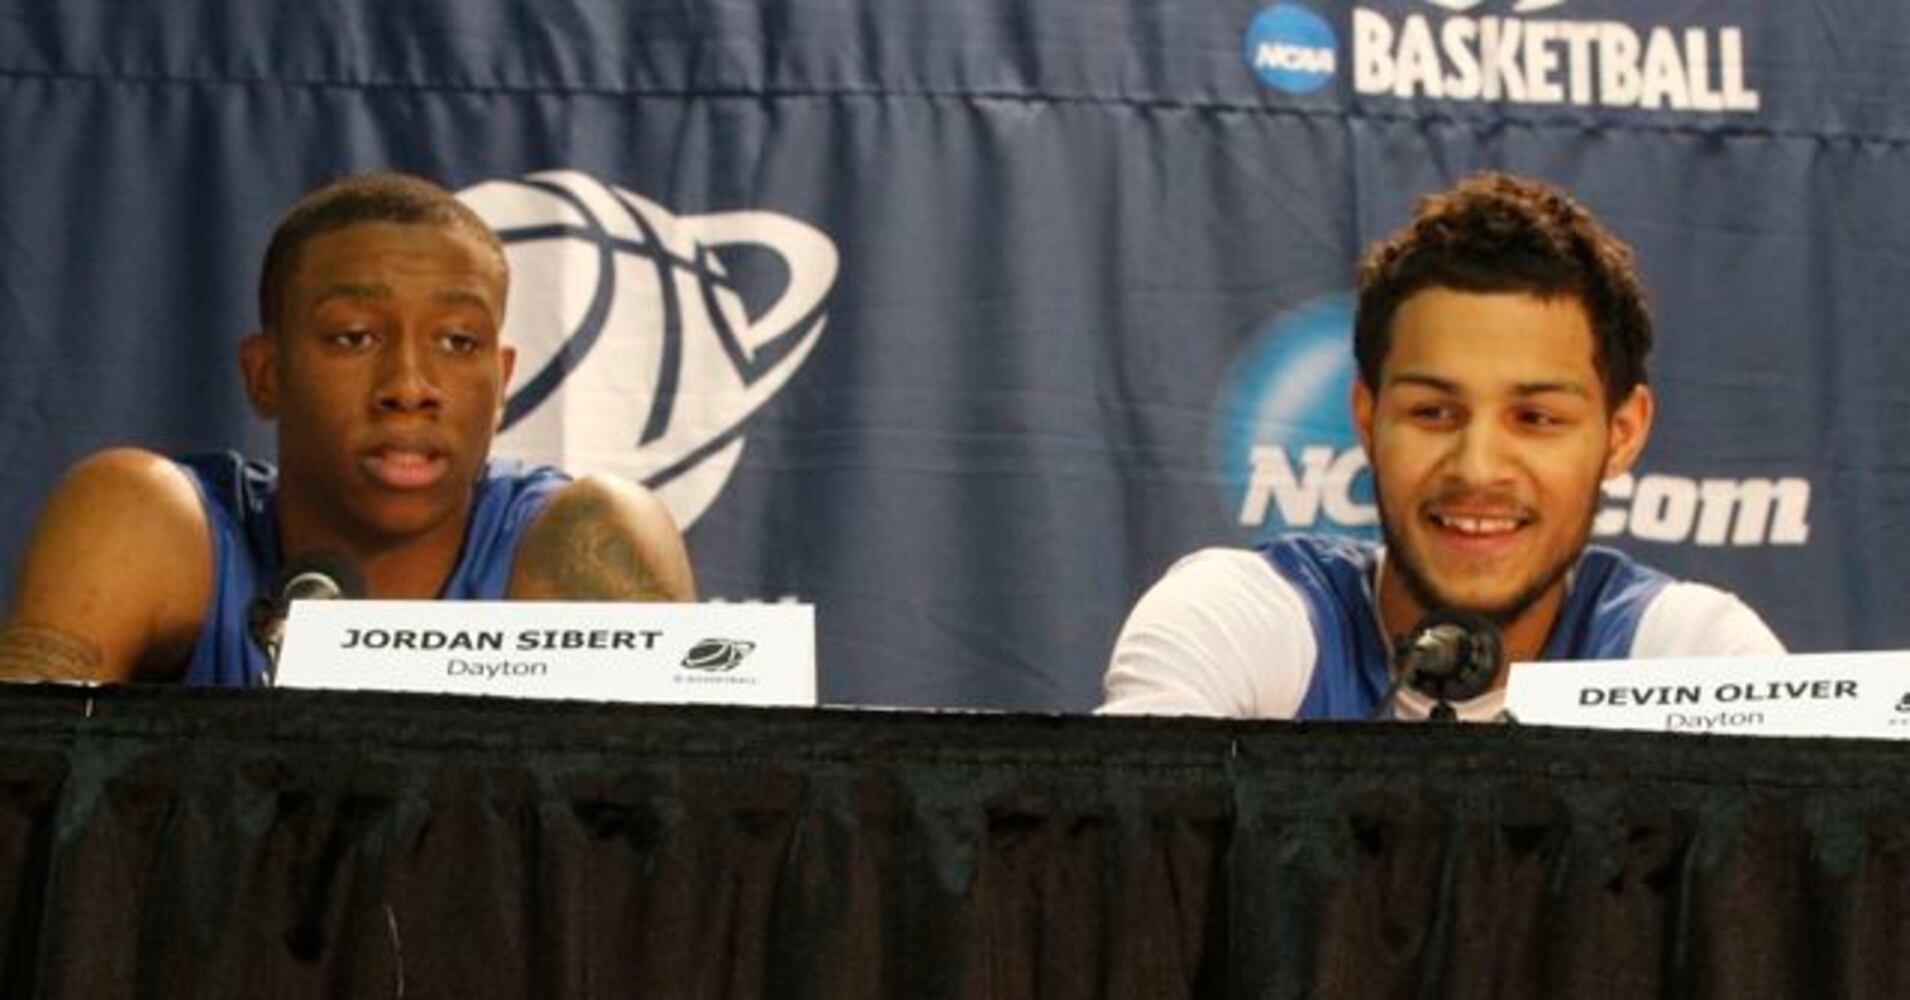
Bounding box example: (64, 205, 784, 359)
(458, 171, 839, 528)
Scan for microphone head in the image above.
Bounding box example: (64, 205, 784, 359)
(1394, 608, 1503, 705)
(275, 552, 365, 603)
(247, 554, 362, 681)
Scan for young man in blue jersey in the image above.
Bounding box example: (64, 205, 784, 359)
(1102, 172, 1782, 720)
(0, 172, 695, 685)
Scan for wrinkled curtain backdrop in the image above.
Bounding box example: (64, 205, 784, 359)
(3, 686, 1909, 998)
(3, 1, 1906, 710)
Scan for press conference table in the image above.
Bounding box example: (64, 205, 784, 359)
(0, 684, 1903, 998)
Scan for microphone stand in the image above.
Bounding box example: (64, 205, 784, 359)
(1377, 608, 1504, 722)
(246, 593, 286, 687)
(1368, 671, 1462, 722)
(246, 554, 365, 688)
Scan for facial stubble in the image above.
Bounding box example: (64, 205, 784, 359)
(1376, 477, 1602, 633)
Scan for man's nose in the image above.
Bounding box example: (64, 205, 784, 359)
(1449, 421, 1514, 486)
(373, 334, 444, 413)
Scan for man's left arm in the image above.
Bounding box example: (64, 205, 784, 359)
(508, 475, 696, 602)
(1632, 581, 1785, 658)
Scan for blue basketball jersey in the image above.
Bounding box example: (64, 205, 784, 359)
(175, 452, 569, 687)
(1262, 535, 1671, 720)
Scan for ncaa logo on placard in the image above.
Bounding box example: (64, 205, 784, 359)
(459, 171, 838, 528)
(681, 638, 755, 673)
(1244, 4, 1339, 94)
(1212, 295, 1377, 539)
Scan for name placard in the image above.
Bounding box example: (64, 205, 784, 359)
(275, 600, 815, 707)
(1505, 651, 1910, 739)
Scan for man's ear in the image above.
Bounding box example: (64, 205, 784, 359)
(239, 332, 279, 418)
(1603, 383, 1655, 479)
(495, 344, 517, 427)
(1351, 378, 1377, 458)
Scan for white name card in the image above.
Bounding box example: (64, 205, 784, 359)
(275, 600, 815, 707)
(1505, 651, 1910, 739)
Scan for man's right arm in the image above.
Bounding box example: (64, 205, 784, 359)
(0, 449, 212, 683)
(1099, 548, 1317, 718)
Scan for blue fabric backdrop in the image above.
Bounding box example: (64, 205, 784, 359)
(1, 1, 1902, 709)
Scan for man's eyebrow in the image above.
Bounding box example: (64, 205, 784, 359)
(310, 282, 392, 309)
(1386, 372, 1460, 393)
(1512, 380, 1592, 398)
(1385, 373, 1592, 398)
(431, 288, 497, 316)
(308, 284, 496, 318)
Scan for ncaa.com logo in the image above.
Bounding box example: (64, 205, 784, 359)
(458, 171, 839, 529)
(1214, 295, 1812, 547)
(1245, 4, 1339, 95)
(1244, 0, 1760, 114)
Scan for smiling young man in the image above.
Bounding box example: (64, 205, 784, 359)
(0, 172, 694, 685)
(1101, 172, 1782, 720)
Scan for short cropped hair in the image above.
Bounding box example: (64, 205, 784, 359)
(1353, 172, 1653, 408)
(256, 172, 505, 332)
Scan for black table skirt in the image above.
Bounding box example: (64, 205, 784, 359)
(0, 684, 1904, 998)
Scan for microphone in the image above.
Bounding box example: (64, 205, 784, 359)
(247, 553, 364, 683)
(1379, 609, 1504, 721)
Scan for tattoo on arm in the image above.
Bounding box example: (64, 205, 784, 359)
(0, 623, 103, 681)
(518, 493, 669, 600)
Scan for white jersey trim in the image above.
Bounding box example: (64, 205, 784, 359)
(1101, 548, 1315, 718)
(1629, 581, 1786, 658)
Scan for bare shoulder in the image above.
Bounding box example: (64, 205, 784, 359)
(508, 474, 697, 602)
(53, 447, 201, 504)
(1, 448, 213, 681)
(39, 448, 206, 543)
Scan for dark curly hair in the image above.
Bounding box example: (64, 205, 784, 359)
(1353, 172, 1652, 408)
(257, 172, 504, 333)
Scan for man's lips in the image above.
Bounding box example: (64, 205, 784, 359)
(1423, 507, 1532, 552)
(1429, 512, 1526, 536)
(361, 446, 450, 490)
